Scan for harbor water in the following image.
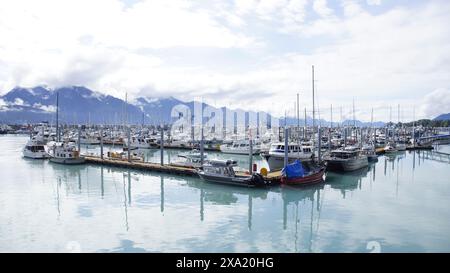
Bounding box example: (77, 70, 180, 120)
(1, 135, 450, 252)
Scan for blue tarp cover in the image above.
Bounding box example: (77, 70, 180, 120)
(282, 160, 305, 178)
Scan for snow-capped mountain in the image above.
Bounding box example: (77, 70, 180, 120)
(0, 86, 142, 124)
(0, 85, 383, 127)
(0, 86, 264, 125)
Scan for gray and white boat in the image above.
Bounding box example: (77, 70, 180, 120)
(263, 142, 313, 171)
(324, 147, 368, 172)
(197, 159, 267, 187)
(47, 141, 86, 165)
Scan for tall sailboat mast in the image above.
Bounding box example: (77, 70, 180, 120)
(304, 107, 307, 140)
(352, 98, 356, 128)
(125, 92, 128, 126)
(371, 107, 374, 148)
(297, 93, 300, 133)
(297, 93, 300, 156)
(56, 91, 59, 142)
(330, 104, 333, 128)
(312, 65, 315, 131)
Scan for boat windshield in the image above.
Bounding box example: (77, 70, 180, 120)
(331, 151, 358, 159)
(204, 166, 234, 177)
(26, 145, 45, 152)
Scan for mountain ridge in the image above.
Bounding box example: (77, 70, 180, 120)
(1, 85, 387, 127)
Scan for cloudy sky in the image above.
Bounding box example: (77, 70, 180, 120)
(0, 0, 449, 121)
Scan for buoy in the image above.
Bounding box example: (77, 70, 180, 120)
(260, 167, 268, 177)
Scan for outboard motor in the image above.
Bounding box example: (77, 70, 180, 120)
(250, 173, 266, 187)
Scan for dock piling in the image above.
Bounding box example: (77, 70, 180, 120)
(200, 126, 204, 166)
(284, 127, 289, 169)
(127, 126, 131, 162)
(318, 127, 322, 162)
(100, 126, 103, 160)
(78, 125, 81, 152)
(249, 135, 253, 174)
(160, 125, 164, 166)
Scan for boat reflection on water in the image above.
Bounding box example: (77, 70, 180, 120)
(325, 166, 371, 197)
(279, 183, 324, 252)
(41, 147, 446, 252)
(184, 178, 270, 229)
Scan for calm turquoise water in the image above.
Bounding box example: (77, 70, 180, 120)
(1, 135, 450, 253)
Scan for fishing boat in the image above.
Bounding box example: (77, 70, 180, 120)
(197, 159, 267, 187)
(263, 142, 313, 171)
(280, 160, 326, 186)
(323, 147, 368, 172)
(79, 134, 100, 145)
(125, 136, 159, 149)
(361, 144, 378, 162)
(47, 141, 85, 164)
(170, 149, 208, 168)
(22, 136, 49, 159)
(395, 140, 407, 151)
(219, 139, 261, 155)
(384, 142, 398, 153)
(107, 151, 144, 162)
(178, 149, 207, 161)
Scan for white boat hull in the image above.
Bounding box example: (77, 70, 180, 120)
(22, 150, 49, 159)
(220, 148, 261, 155)
(264, 154, 313, 171)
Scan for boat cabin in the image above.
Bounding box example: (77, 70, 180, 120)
(269, 143, 312, 153)
(202, 159, 238, 177)
(329, 150, 360, 159)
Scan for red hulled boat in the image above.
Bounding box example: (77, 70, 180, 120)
(280, 160, 326, 186)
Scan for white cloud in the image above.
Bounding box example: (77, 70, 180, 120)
(420, 88, 450, 119)
(32, 103, 56, 113)
(313, 0, 334, 17)
(14, 98, 26, 106)
(367, 0, 381, 6)
(0, 0, 449, 121)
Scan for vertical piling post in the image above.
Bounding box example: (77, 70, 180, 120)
(284, 127, 289, 169)
(344, 127, 347, 148)
(77, 125, 81, 152)
(304, 107, 307, 140)
(360, 128, 364, 148)
(318, 127, 322, 163)
(100, 126, 104, 160)
(160, 125, 164, 166)
(328, 128, 331, 151)
(56, 91, 59, 142)
(249, 135, 253, 175)
(200, 126, 204, 166)
(127, 126, 131, 162)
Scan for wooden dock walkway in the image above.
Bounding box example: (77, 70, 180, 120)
(84, 155, 283, 183)
(84, 156, 198, 176)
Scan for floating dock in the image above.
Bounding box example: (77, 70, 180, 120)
(83, 155, 283, 183)
(84, 156, 197, 176)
